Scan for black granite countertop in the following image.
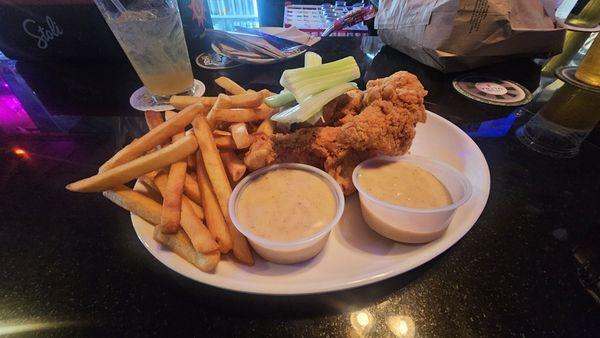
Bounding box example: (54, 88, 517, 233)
(1, 37, 599, 337)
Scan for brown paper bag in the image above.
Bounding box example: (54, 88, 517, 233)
(376, 0, 565, 72)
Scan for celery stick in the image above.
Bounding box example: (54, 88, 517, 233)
(291, 68, 360, 101)
(265, 53, 323, 108)
(303, 52, 323, 119)
(271, 82, 357, 124)
(281, 61, 357, 89)
(288, 67, 358, 90)
(270, 104, 300, 121)
(280, 58, 355, 88)
(304, 52, 322, 67)
(282, 56, 355, 80)
(281, 57, 359, 101)
(264, 91, 295, 108)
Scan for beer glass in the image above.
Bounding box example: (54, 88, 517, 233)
(541, 30, 591, 77)
(95, 0, 194, 98)
(517, 69, 600, 157)
(576, 36, 600, 86)
(566, 0, 600, 28)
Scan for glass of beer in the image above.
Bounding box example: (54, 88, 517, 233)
(95, 0, 195, 98)
(541, 30, 591, 77)
(517, 72, 600, 157)
(565, 0, 600, 28)
(576, 36, 600, 86)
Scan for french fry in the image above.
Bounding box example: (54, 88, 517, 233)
(99, 104, 208, 172)
(257, 118, 274, 136)
(66, 135, 198, 193)
(137, 174, 162, 200)
(214, 135, 237, 150)
(142, 170, 159, 183)
(213, 130, 231, 136)
(229, 91, 262, 108)
(169, 96, 217, 110)
(138, 174, 201, 219)
(215, 76, 245, 95)
(143, 170, 159, 181)
(195, 152, 233, 253)
(153, 227, 220, 272)
(220, 151, 247, 182)
(159, 111, 188, 234)
(187, 196, 204, 220)
(183, 173, 202, 206)
(143, 110, 167, 152)
(133, 171, 162, 205)
(206, 94, 232, 129)
(258, 89, 276, 98)
(211, 106, 273, 123)
(192, 116, 253, 265)
(229, 122, 253, 149)
(153, 172, 218, 253)
(187, 155, 196, 170)
(144, 110, 164, 130)
(103, 185, 219, 272)
(258, 102, 275, 115)
(103, 185, 162, 225)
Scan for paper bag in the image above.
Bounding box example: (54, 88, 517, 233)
(376, 0, 565, 72)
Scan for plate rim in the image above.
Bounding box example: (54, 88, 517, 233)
(131, 110, 491, 295)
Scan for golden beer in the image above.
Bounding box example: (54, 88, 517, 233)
(575, 37, 600, 86)
(539, 82, 600, 130)
(541, 31, 591, 76)
(566, 0, 600, 28)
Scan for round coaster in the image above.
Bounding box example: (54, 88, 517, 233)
(556, 66, 600, 94)
(452, 75, 532, 106)
(195, 50, 241, 70)
(129, 79, 206, 112)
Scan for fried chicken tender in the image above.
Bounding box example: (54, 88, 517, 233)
(244, 71, 428, 195)
(321, 89, 364, 125)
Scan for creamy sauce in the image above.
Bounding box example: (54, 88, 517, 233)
(236, 169, 337, 241)
(357, 161, 452, 208)
(360, 204, 449, 243)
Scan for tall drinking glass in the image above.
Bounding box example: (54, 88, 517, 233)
(516, 68, 600, 158)
(95, 0, 194, 98)
(565, 0, 600, 28)
(576, 37, 600, 86)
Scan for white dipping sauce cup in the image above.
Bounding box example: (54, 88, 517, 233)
(352, 155, 472, 243)
(229, 163, 345, 264)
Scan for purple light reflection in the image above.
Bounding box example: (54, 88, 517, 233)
(0, 77, 37, 134)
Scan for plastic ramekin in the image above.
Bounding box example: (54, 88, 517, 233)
(352, 155, 472, 243)
(229, 163, 345, 264)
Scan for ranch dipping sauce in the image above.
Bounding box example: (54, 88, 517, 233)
(353, 156, 472, 244)
(236, 168, 337, 242)
(357, 161, 452, 209)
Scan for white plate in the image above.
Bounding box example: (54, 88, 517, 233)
(131, 111, 490, 295)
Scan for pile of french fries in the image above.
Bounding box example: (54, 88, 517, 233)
(66, 76, 278, 272)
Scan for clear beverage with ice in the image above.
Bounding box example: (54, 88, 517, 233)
(97, 1, 194, 97)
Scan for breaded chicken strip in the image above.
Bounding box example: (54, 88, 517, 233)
(244, 71, 427, 194)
